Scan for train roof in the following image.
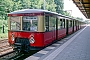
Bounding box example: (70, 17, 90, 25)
(8, 9, 56, 14)
(8, 9, 71, 18)
(8, 9, 84, 22)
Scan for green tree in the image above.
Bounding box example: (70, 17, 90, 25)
(0, 0, 14, 20)
(54, 0, 64, 14)
(30, 0, 43, 9)
(45, 0, 56, 12)
(63, 11, 71, 16)
(76, 17, 83, 21)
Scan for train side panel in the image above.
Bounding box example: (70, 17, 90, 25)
(74, 26, 77, 32)
(68, 27, 73, 34)
(44, 30, 56, 46)
(58, 29, 66, 39)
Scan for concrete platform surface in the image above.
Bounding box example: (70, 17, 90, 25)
(25, 25, 90, 60)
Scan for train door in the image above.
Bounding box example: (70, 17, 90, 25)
(78, 21, 79, 30)
(66, 19, 68, 35)
(72, 20, 74, 32)
(57, 18, 66, 39)
(56, 18, 58, 40)
(54, 18, 56, 40)
(75, 21, 78, 31)
(44, 15, 56, 45)
(49, 16, 56, 41)
(63, 19, 66, 36)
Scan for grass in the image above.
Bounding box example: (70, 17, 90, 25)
(0, 27, 8, 39)
(0, 33, 8, 39)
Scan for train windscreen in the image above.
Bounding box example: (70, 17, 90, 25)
(22, 16, 38, 31)
(10, 16, 21, 30)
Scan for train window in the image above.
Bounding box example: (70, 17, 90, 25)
(22, 16, 38, 31)
(49, 17, 56, 31)
(45, 16, 49, 32)
(10, 16, 21, 30)
(58, 19, 65, 29)
(63, 19, 66, 28)
(75, 21, 77, 26)
(70, 21, 72, 27)
(54, 18, 56, 29)
(58, 19, 61, 29)
(74, 20, 75, 26)
(62, 19, 65, 28)
(68, 20, 72, 27)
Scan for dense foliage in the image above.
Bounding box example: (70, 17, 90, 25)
(54, 0, 64, 14)
(0, 0, 69, 20)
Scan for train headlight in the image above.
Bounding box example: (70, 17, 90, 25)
(11, 33, 15, 41)
(29, 37, 35, 44)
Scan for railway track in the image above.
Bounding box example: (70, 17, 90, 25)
(0, 49, 37, 60)
(0, 39, 13, 56)
(0, 39, 25, 60)
(0, 39, 8, 43)
(0, 39, 31, 60)
(0, 50, 24, 60)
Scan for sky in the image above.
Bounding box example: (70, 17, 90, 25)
(64, 0, 86, 20)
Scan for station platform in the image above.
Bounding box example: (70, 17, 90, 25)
(25, 25, 90, 60)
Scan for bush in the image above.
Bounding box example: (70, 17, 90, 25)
(0, 33, 8, 39)
(0, 20, 8, 39)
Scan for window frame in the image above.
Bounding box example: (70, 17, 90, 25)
(22, 16, 38, 32)
(10, 16, 21, 31)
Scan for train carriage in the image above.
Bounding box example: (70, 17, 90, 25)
(8, 9, 84, 52)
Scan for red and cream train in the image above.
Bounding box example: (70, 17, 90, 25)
(8, 9, 85, 52)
